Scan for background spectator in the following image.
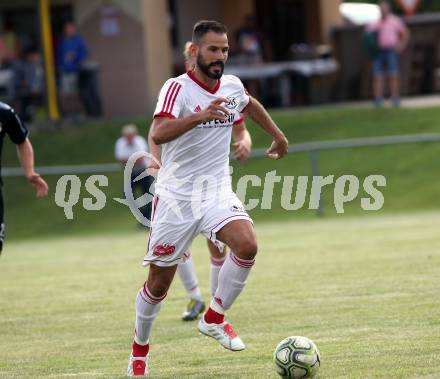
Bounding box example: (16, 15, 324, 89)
(57, 21, 88, 118)
(233, 15, 272, 102)
(234, 14, 271, 64)
(366, 1, 410, 107)
(11, 47, 44, 122)
(115, 124, 153, 223)
(0, 38, 7, 65)
(3, 25, 19, 61)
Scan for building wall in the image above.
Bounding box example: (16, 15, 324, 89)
(74, 0, 143, 25)
(79, 1, 150, 117)
(0, 0, 172, 118)
(0, 0, 348, 117)
(141, 0, 172, 109)
(76, 0, 172, 117)
(319, 0, 343, 43)
(303, 0, 343, 45)
(172, 0, 252, 65)
(222, 0, 254, 50)
(175, 0, 223, 50)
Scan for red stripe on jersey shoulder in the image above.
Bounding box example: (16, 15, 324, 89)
(153, 112, 176, 119)
(161, 82, 175, 113)
(161, 82, 181, 114)
(164, 82, 180, 114)
(168, 84, 182, 114)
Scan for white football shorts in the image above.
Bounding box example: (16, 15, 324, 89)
(143, 192, 252, 267)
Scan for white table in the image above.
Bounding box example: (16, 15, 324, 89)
(224, 59, 339, 106)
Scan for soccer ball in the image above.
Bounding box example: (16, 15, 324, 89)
(273, 336, 320, 379)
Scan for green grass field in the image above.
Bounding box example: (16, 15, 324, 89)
(1, 211, 439, 378)
(1, 105, 440, 378)
(2, 106, 440, 240)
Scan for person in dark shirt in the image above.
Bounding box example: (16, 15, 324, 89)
(234, 14, 268, 64)
(57, 21, 88, 77)
(0, 101, 48, 254)
(57, 21, 88, 116)
(12, 47, 44, 122)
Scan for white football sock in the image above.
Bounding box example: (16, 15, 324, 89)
(210, 255, 227, 296)
(134, 283, 166, 345)
(213, 252, 255, 311)
(177, 254, 203, 301)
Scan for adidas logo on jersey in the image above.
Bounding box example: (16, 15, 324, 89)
(194, 105, 202, 113)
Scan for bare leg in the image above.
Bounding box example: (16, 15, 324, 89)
(147, 264, 177, 297)
(389, 73, 400, 106)
(216, 219, 257, 261)
(373, 74, 384, 106)
(207, 239, 225, 259)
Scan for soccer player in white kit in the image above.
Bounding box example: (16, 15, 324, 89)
(148, 40, 253, 322)
(127, 20, 288, 376)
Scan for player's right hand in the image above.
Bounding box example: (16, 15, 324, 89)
(198, 97, 230, 123)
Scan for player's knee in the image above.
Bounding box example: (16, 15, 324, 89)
(234, 238, 258, 260)
(146, 279, 170, 298)
(146, 273, 174, 297)
(146, 264, 176, 297)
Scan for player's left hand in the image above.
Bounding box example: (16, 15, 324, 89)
(27, 174, 49, 197)
(147, 161, 161, 177)
(233, 139, 251, 161)
(266, 136, 288, 160)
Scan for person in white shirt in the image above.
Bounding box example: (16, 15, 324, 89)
(127, 20, 288, 376)
(115, 124, 153, 222)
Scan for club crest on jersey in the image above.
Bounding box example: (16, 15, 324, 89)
(153, 243, 176, 256)
(225, 97, 237, 109)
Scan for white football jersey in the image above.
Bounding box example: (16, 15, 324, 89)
(153, 71, 249, 200)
